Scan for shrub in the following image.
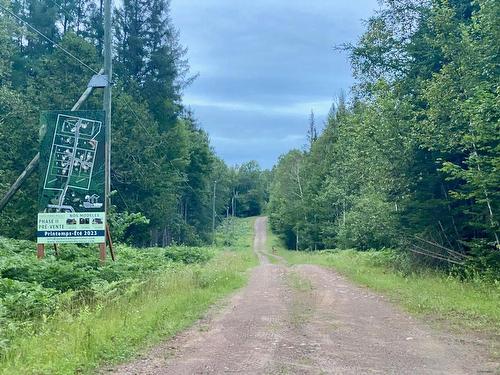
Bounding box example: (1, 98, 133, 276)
(337, 193, 398, 250)
(165, 246, 214, 264)
(0, 236, 217, 357)
(0, 278, 61, 320)
(108, 210, 150, 246)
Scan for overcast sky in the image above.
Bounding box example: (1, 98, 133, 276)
(170, 0, 380, 169)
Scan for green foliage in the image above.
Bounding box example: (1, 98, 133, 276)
(337, 193, 398, 250)
(268, 0, 499, 275)
(0, 235, 222, 355)
(0, 278, 61, 320)
(234, 161, 269, 217)
(0, 218, 257, 375)
(107, 210, 150, 246)
(215, 216, 255, 249)
(456, 241, 500, 283)
(164, 247, 214, 264)
(216, 217, 239, 246)
(0, 0, 16, 82)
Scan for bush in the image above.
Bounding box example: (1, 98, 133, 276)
(452, 240, 500, 283)
(165, 246, 214, 264)
(359, 249, 416, 276)
(0, 278, 61, 320)
(337, 193, 398, 250)
(0, 236, 218, 357)
(108, 210, 150, 246)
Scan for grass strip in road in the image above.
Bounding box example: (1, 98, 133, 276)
(0, 219, 258, 375)
(286, 271, 313, 292)
(285, 271, 314, 329)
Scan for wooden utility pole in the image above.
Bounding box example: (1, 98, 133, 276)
(296, 225, 299, 251)
(103, 0, 112, 214)
(231, 190, 237, 217)
(102, 0, 112, 263)
(212, 180, 217, 244)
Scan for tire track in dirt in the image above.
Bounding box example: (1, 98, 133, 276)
(107, 217, 494, 374)
(292, 264, 496, 374)
(109, 217, 305, 374)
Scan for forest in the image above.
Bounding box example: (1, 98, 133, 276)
(2, 0, 496, 274)
(0, 0, 269, 247)
(268, 0, 499, 278)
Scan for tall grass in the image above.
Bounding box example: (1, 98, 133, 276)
(0, 219, 257, 375)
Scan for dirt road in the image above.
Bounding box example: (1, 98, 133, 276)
(110, 217, 494, 374)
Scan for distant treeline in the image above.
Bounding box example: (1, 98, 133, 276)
(0, 0, 269, 246)
(268, 0, 499, 273)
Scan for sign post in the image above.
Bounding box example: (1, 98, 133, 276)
(37, 111, 106, 252)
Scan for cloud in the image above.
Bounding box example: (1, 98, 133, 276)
(211, 134, 304, 145)
(209, 133, 307, 169)
(184, 95, 333, 116)
(171, 0, 379, 167)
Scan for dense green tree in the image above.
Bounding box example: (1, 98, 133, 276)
(114, 0, 190, 130)
(0, 1, 38, 238)
(233, 161, 268, 217)
(422, 0, 500, 248)
(268, 151, 306, 249)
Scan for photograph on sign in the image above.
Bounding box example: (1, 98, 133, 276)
(37, 111, 106, 244)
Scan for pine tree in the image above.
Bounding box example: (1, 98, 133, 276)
(307, 109, 317, 149)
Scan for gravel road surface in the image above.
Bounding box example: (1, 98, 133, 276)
(109, 217, 495, 374)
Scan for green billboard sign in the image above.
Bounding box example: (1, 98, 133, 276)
(37, 111, 106, 244)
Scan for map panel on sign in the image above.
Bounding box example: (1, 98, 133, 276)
(44, 114, 102, 192)
(38, 110, 105, 243)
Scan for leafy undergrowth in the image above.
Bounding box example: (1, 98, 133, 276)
(274, 240, 499, 336)
(0, 218, 257, 374)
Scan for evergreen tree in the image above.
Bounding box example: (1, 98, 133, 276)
(307, 109, 317, 149)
